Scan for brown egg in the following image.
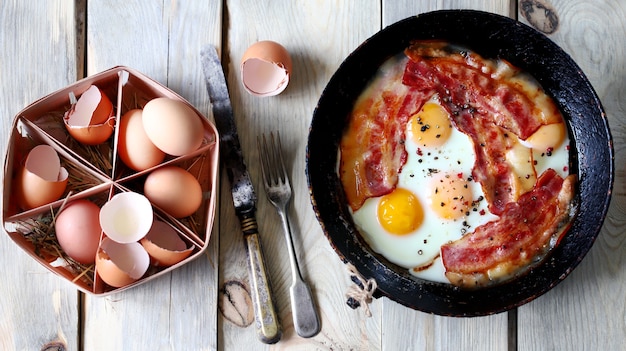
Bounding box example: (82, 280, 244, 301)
(118, 109, 166, 171)
(64, 85, 115, 145)
(140, 220, 193, 266)
(96, 237, 150, 288)
(16, 145, 68, 210)
(142, 98, 204, 156)
(143, 166, 202, 218)
(54, 199, 102, 265)
(241, 40, 292, 96)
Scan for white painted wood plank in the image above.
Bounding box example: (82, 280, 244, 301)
(382, 0, 513, 23)
(380, 2, 513, 351)
(518, 0, 626, 349)
(219, 0, 383, 349)
(82, 1, 222, 350)
(0, 1, 80, 350)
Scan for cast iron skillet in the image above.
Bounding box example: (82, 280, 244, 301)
(306, 10, 614, 316)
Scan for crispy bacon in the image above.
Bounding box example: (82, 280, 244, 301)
(447, 101, 518, 215)
(340, 65, 433, 211)
(404, 42, 562, 139)
(440, 170, 576, 288)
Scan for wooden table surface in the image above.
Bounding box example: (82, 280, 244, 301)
(1, 1, 624, 350)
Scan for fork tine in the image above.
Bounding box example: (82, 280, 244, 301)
(273, 132, 290, 187)
(258, 131, 289, 188)
(258, 134, 267, 184)
(267, 132, 280, 185)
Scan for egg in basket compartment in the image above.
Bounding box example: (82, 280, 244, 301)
(2, 66, 220, 295)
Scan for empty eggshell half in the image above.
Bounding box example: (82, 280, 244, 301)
(99, 192, 154, 243)
(241, 40, 292, 97)
(96, 237, 150, 288)
(140, 220, 193, 266)
(64, 85, 115, 145)
(16, 144, 69, 210)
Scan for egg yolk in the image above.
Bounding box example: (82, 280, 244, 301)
(377, 188, 423, 235)
(522, 122, 566, 151)
(430, 173, 473, 220)
(410, 102, 453, 147)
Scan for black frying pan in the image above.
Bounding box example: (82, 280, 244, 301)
(306, 10, 613, 316)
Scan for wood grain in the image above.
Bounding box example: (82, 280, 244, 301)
(0, 1, 79, 350)
(518, 0, 626, 349)
(220, 0, 383, 349)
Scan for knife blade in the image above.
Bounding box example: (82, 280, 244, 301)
(200, 45, 282, 344)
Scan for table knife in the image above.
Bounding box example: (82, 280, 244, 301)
(200, 45, 282, 344)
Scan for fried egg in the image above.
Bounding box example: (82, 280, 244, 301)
(351, 96, 571, 283)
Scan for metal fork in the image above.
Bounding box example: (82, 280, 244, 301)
(258, 132, 321, 338)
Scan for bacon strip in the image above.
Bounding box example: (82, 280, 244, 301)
(440, 170, 576, 288)
(404, 42, 562, 139)
(340, 66, 433, 211)
(447, 99, 518, 215)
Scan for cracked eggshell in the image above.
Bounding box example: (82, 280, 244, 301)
(99, 192, 154, 244)
(63, 85, 115, 145)
(241, 40, 292, 97)
(16, 145, 68, 210)
(96, 237, 150, 288)
(140, 220, 193, 266)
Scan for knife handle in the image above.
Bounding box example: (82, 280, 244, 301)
(240, 213, 282, 344)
